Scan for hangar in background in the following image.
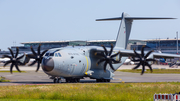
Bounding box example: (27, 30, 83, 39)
(18, 38, 180, 54)
(12, 39, 145, 52)
(1, 38, 180, 57)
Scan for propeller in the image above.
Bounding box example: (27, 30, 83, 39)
(132, 46, 156, 75)
(3, 47, 24, 73)
(28, 44, 48, 72)
(95, 44, 120, 72)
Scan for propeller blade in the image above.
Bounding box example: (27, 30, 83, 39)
(131, 59, 141, 62)
(28, 60, 37, 66)
(8, 48, 14, 58)
(145, 50, 154, 59)
(132, 46, 155, 75)
(141, 46, 145, 57)
(17, 61, 24, 65)
(146, 59, 156, 62)
(3, 60, 11, 67)
(15, 63, 21, 73)
(133, 49, 141, 59)
(36, 61, 40, 72)
(15, 47, 19, 58)
(10, 63, 14, 74)
(95, 52, 106, 58)
(27, 54, 36, 59)
(109, 44, 114, 56)
(30, 46, 37, 56)
(145, 62, 153, 73)
(5, 47, 24, 73)
(38, 44, 41, 55)
(101, 45, 108, 56)
(108, 60, 115, 71)
(40, 49, 48, 57)
(2, 55, 11, 59)
(97, 59, 106, 65)
(111, 59, 120, 63)
(111, 51, 120, 58)
(141, 63, 145, 75)
(103, 61, 108, 72)
(131, 57, 136, 61)
(17, 54, 24, 60)
(133, 62, 141, 70)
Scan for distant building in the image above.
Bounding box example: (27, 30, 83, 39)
(1, 38, 180, 57)
(144, 39, 180, 54)
(17, 40, 144, 52)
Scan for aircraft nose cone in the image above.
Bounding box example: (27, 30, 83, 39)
(41, 58, 54, 72)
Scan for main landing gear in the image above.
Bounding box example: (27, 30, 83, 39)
(65, 78, 80, 83)
(96, 79, 111, 82)
(53, 77, 80, 83)
(53, 78, 61, 83)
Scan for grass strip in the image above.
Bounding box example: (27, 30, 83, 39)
(0, 76, 10, 82)
(0, 82, 180, 100)
(118, 69, 180, 74)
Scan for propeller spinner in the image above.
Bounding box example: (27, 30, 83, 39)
(28, 44, 48, 72)
(132, 46, 155, 75)
(95, 44, 120, 72)
(3, 47, 24, 73)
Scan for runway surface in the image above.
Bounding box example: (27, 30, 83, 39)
(0, 64, 180, 86)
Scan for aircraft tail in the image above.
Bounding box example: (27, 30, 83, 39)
(96, 12, 176, 49)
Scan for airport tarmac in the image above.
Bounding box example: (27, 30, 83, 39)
(0, 64, 180, 86)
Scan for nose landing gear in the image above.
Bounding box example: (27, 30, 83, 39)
(53, 77, 61, 83)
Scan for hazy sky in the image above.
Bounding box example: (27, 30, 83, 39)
(0, 0, 180, 50)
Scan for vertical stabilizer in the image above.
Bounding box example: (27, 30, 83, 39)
(96, 12, 176, 49)
(96, 12, 133, 49)
(115, 13, 132, 49)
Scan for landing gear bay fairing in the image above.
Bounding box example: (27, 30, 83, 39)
(2, 12, 180, 83)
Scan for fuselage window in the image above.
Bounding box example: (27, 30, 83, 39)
(55, 53, 58, 57)
(58, 53, 61, 57)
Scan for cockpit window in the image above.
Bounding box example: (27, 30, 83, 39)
(45, 50, 61, 57)
(49, 53, 54, 56)
(45, 53, 49, 56)
(58, 53, 61, 57)
(55, 53, 58, 57)
(54, 53, 61, 57)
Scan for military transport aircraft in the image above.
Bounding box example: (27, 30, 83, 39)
(2, 12, 180, 83)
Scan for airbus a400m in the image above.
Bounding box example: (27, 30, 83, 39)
(2, 12, 180, 83)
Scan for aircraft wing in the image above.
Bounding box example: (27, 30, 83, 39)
(151, 53, 180, 59)
(91, 47, 180, 59)
(119, 49, 180, 59)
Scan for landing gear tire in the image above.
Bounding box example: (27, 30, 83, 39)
(96, 79, 110, 82)
(66, 78, 80, 83)
(53, 78, 57, 83)
(53, 78, 61, 83)
(106, 79, 110, 82)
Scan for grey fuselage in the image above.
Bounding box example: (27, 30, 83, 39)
(41, 46, 127, 79)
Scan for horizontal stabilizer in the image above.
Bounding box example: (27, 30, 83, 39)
(126, 17, 176, 20)
(96, 12, 176, 50)
(96, 17, 122, 21)
(96, 17, 176, 21)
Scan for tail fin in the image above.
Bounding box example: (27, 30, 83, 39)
(96, 12, 176, 49)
